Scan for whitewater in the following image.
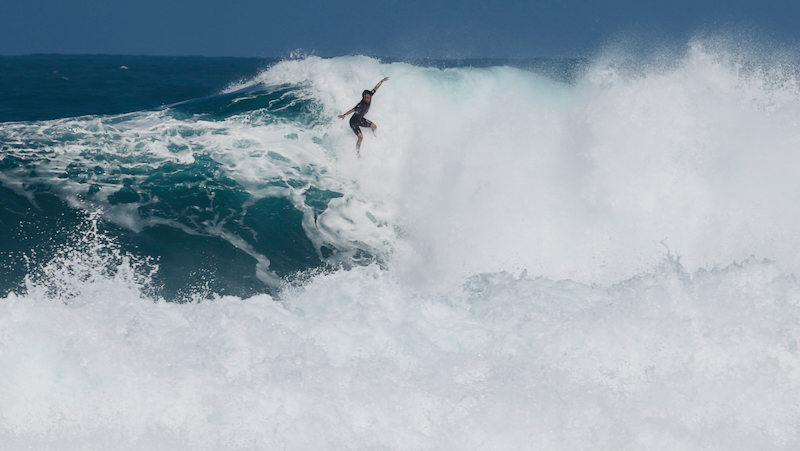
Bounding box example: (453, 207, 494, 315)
(2, 41, 800, 449)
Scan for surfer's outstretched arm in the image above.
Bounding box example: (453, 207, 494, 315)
(338, 108, 355, 119)
(372, 77, 390, 94)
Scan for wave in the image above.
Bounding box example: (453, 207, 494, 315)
(220, 45, 800, 289)
(6, 43, 800, 293)
(3, 40, 800, 448)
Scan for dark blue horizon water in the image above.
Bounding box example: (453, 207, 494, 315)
(0, 54, 587, 123)
(0, 55, 278, 123)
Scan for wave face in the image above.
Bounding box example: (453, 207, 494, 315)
(3, 44, 800, 449)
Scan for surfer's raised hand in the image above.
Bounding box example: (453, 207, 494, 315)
(373, 77, 390, 93)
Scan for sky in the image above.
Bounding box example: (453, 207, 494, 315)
(2, 0, 799, 58)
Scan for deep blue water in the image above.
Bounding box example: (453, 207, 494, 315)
(0, 55, 276, 122)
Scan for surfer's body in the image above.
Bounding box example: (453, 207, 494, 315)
(339, 77, 389, 156)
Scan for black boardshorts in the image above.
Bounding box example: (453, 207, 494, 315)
(349, 115, 373, 136)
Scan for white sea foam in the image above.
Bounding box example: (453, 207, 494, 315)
(1, 229, 799, 449)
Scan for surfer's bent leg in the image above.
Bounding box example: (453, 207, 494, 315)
(351, 116, 372, 154)
(350, 116, 362, 136)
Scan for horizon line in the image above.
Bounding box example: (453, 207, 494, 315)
(0, 53, 589, 61)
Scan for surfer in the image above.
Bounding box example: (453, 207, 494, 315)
(338, 77, 390, 156)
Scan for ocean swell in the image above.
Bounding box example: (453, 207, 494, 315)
(2, 42, 800, 449)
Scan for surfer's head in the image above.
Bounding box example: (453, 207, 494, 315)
(362, 90, 373, 102)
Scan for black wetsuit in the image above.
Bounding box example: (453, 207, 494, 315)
(349, 91, 374, 136)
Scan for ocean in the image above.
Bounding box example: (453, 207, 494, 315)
(1, 45, 800, 449)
